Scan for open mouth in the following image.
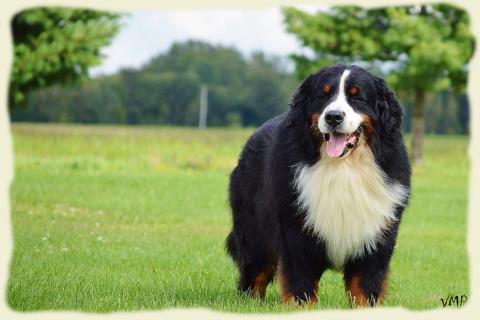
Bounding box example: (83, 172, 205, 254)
(323, 127, 362, 158)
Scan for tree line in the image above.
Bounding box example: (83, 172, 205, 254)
(11, 39, 469, 134)
(11, 40, 297, 127)
(9, 4, 473, 166)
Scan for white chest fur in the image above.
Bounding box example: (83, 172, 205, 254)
(293, 142, 407, 270)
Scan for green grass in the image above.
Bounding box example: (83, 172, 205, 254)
(7, 123, 469, 312)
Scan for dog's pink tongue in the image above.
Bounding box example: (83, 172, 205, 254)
(326, 134, 347, 158)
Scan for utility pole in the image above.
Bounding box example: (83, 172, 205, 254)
(198, 85, 208, 128)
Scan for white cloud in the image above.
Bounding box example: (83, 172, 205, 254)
(90, 7, 323, 76)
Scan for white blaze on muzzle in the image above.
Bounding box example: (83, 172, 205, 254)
(318, 69, 364, 158)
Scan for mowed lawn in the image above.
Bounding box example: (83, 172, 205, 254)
(7, 123, 469, 312)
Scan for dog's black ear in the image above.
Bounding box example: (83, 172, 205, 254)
(286, 74, 314, 127)
(373, 76, 403, 135)
(290, 74, 314, 109)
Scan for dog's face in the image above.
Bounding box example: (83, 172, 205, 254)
(294, 65, 402, 158)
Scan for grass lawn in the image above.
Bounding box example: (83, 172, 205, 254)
(7, 123, 469, 312)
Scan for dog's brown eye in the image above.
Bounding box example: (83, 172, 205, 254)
(349, 86, 359, 96)
(323, 84, 331, 94)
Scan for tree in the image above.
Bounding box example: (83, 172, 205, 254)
(7, 40, 297, 127)
(141, 40, 296, 126)
(240, 52, 294, 125)
(283, 4, 474, 165)
(10, 7, 122, 108)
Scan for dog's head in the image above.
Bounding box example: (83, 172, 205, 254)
(291, 64, 403, 158)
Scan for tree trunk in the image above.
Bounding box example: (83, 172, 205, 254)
(411, 89, 426, 166)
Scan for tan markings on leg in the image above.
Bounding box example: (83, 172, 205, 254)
(251, 269, 271, 299)
(251, 256, 277, 299)
(278, 263, 319, 305)
(278, 264, 295, 304)
(347, 274, 369, 307)
(347, 274, 388, 307)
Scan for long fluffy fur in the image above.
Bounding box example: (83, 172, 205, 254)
(294, 138, 408, 269)
(226, 64, 411, 306)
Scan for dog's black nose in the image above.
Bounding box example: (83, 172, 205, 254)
(325, 110, 345, 128)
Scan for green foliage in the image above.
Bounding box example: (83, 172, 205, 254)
(9, 8, 471, 134)
(11, 40, 297, 127)
(283, 4, 475, 94)
(283, 4, 474, 164)
(8, 124, 469, 311)
(10, 7, 122, 107)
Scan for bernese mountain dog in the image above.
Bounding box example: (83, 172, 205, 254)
(226, 64, 411, 307)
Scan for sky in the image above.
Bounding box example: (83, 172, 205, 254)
(89, 6, 324, 77)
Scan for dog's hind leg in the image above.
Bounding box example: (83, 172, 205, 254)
(226, 231, 276, 299)
(238, 255, 276, 299)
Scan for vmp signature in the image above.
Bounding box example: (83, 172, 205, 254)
(441, 294, 468, 307)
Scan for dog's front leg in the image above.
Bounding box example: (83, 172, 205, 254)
(277, 243, 324, 305)
(344, 257, 390, 307)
